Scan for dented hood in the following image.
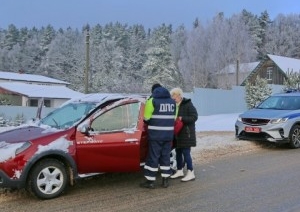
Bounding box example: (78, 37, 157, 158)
(0, 126, 60, 143)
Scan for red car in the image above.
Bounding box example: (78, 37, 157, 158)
(0, 94, 168, 199)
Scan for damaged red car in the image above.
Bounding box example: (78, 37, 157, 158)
(0, 94, 175, 199)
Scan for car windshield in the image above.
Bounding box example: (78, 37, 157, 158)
(257, 96, 300, 110)
(39, 102, 97, 129)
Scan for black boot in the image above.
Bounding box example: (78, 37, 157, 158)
(162, 177, 169, 188)
(140, 180, 155, 189)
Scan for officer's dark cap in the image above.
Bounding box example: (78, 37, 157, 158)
(151, 83, 162, 93)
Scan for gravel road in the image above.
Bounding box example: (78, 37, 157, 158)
(193, 131, 262, 164)
(0, 131, 267, 211)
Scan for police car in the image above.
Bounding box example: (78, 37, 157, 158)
(235, 91, 300, 148)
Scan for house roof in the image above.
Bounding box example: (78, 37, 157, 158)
(241, 54, 300, 86)
(0, 71, 69, 85)
(0, 82, 83, 99)
(220, 62, 260, 74)
(267, 54, 300, 73)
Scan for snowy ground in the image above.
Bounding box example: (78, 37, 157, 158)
(196, 113, 240, 132)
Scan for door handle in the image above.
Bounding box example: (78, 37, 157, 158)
(125, 138, 138, 142)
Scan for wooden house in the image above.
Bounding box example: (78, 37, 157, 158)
(241, 54, 300, 85)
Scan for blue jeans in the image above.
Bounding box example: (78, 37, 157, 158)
(175, 147, 193, 171)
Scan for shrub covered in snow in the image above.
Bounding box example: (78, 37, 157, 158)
(0, 113, 25, 127)
(245, 76, 272, 109)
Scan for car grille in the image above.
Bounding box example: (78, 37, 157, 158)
(238, 131, 272, 141)
(242, 118, 270, 126)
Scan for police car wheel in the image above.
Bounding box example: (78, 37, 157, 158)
(289, 125, 300, 149)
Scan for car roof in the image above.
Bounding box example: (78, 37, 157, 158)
(61, 93, 147, 106)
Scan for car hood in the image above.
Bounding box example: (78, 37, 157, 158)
(0, 125, 63, 143)
(240, 108, 299, 119)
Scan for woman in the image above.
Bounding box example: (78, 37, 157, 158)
(170, 87, 198, 182)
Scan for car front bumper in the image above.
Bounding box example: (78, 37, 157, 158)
(235, 121, 292, 143)
(0, 170, 25, 189)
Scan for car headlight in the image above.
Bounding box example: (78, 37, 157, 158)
(237, 116, 242, 122)
(15, 141, 32, 155)
(270, 118, 289, 124)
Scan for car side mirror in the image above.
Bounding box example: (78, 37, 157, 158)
(79, 124, 90, 136)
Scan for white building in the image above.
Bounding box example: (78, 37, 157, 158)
(0, 71, 83, 107)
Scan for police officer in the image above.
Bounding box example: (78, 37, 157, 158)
(140, 85, 176, 189)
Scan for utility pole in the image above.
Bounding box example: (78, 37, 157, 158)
(84, 29, 90, 94)
(236, 59, 239, 86)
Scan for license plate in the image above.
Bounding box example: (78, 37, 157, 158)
(245, 126, 261, 133)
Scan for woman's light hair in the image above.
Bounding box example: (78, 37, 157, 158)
(170, 87, 183, 97)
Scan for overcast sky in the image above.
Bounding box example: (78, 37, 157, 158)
(1, 0, 299, 30)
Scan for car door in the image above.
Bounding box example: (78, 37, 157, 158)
(75, 100, 144, 174)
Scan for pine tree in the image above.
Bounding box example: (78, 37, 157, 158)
(245, 76, 272, 109)
(4, 24, 19, 50)
(89, 23, 124, 92)
(19, 27, 30, 46)
(124, 24, 147, 92)
(257, 11, 271, 59)
(241, 9, 261, 54)
(283, 70, 300, 91)
(142, 24, 181, 91)
(40, 24, 56, 54)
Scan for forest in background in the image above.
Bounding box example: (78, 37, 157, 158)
(0, 9, 300, 93)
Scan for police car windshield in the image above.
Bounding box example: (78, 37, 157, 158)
(257, 96, 300, 110)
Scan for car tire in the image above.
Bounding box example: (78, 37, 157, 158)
(27, 159, 68, 199)
(289, 125, 300, 149)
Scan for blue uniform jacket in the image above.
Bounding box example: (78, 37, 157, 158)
(146, 87, 176, 142)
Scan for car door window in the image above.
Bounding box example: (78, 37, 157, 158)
(91, 102, 140, 132)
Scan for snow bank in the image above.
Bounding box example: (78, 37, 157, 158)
(196, 113, 240, 132)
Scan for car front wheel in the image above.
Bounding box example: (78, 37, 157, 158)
(289, 125, 300, 149)
(27, 159, 68, 199)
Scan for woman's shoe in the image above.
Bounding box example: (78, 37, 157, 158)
(170, 169, 184, 179)
(181, 170, 195, 182)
